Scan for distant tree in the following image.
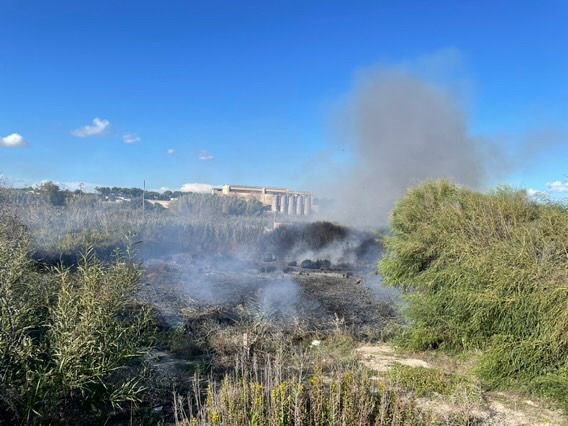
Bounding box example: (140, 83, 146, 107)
(144, 191, 161, 200)
(95, 187, 112, 197)
(96, 186, 146, 199)
(38, 181, 66, 206)
(111, 187, 143, 199)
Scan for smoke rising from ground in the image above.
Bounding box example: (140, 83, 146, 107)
(319, 68, 492, 226)
(138, 222, 391, 327)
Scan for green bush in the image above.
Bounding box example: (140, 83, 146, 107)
(0, 210, 152, 422)
(387, 365, 481, 401)
(379, 180, 568, 407)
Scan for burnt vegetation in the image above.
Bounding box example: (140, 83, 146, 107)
(0, 186, 408, 424)
(262, 221, 349, 254)
(0, 182, 566, 424)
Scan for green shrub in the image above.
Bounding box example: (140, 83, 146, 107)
(0, 211, 152, 422)
(174, 367, 438, 425)
(380, 180, 568, 407)
(388, 365, 481, 402)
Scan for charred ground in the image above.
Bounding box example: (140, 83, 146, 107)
(133, 221, 401, 421)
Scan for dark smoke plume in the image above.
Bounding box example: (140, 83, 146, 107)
(318, 67, 495, 226)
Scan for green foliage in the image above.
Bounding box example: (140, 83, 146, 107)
(0, 211, 152, 422)
(95, 185, 145, 199)
(95, 185, 184, 200)
(38, 181, 67, 206)
(174, 367, 439, 425)
(0, 212, 53, 420)
(388, 365, 481, 401)
(380, 180, 568, 407)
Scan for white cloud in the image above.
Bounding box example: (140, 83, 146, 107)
(71, 118, 110, 137)
(526, 188, 538, 197)
(180, 183, 213, 193)
(526, 188, 546, 198)
(123, 133, 140, 144)
(199, 150, 214, 161)
(167, 148, 176, 155)
(0, 133, 27, 148)
(546, 180, 568, 193)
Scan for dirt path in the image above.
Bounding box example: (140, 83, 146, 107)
(356, 344, 432, 371)
(356, 344, 567, 426)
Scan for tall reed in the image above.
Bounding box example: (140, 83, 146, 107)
(380, 180, 568, 408)
(0, 208, 152, 422)
(173, 353, 437, 426)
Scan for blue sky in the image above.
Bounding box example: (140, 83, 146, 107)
(0, 0, 566, 197)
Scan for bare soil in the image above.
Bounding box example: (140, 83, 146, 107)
(356, 344, 567, 426)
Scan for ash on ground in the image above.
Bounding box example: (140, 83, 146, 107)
(138, 222, 399, 338)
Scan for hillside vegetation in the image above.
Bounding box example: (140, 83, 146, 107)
(380, 180, 568, 408)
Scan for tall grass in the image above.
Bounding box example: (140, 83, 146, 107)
(2, 188, 270, 259)
(380, 180, 568, 407)
(173, 356, 437, 426)
(0, 208, 152, 422)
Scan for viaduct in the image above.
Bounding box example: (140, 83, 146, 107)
(212, 184, 313, 216)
